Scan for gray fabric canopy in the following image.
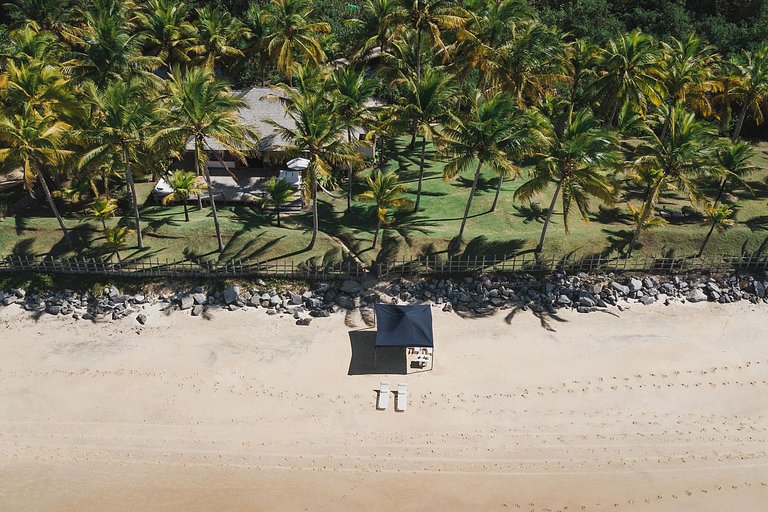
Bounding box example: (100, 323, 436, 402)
(374, 303, 434, 348)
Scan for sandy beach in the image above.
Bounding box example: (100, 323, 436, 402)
(0, 300, 767, 511)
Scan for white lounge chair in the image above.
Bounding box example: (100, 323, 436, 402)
(396, 383, 408, 412)
(377, 381, 390, 410)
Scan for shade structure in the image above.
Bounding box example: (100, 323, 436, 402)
(374, 303, 434, 348)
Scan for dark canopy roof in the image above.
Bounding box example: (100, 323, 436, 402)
(374, 303, 434, 348)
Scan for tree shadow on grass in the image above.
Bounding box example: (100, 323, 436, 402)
(219, 230, 287, 264)
(512, 203, 548, 224)
(590, 205, 633, 226)
(459, 235, 526, 259)
(47, 224, 96, 258)
(10, 238, 35, 257)
(602, 228, 635, 256)
(745, 215, 768, 232)
(451, 175, 497, 194)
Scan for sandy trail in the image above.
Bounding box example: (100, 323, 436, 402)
(0, 301, 766, 511)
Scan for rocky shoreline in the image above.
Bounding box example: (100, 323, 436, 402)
(0, 270, 766, 325)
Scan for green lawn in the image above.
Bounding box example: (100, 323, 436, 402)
(1, 139, 767, 267)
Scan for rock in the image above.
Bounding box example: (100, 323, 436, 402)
(191, 305, 204, 316)
(442, 303, 453, 312)
(269, 294, 282, 306)
(288, 292, 303, 305)
(577, 306, 596, 313)
(193, 286, 205, 294)
(336, 294, 356, 310)
(14, 288, 26, 298)
(266, 308, 278, 315)
(310, 309, 330, 318)
(246, 294, 260, 307)
(193, 293, 207, 305)
(45, 305, 61, 315)
(557, 294, 572, 306)
(754, 281, 766, 298)
(686, 288, 708, 303)
(457, 292, 471, 303)
(578, 296, 596, 307)
(589, 284, 603, 295)
(136, 313, 147, 325)
(706, 281, 721, 294)
(611, 282, 630, 295)
(228, 304, 239, 311)
(223, 285, 240, 305)
(629, 278, 643, 292)
(179, 294, 194, 310)
(133, 293, 146, 304)
(256, 278, 267, 287)
(340, 280, 362, 294)
(639, 295, 655, 305)
(296, 317, 312, 326)
(302, 290, 314, 300)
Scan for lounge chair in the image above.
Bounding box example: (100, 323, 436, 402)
(396, 383, 408, 412)
(377, 381, 390, 410)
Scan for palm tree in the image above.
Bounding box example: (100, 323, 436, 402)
(711, 57, 744, 136)
(269, 92, 363, 249)
(162, 170, 207, 222)
(0, 59, 77, 118)
(731, 43, 768, 142)
(591, 29, 663, 127)
(440, 91, 518, 245)
(331, 67, 378, 209)
(135, 0, 195, 68)
(262, 0, 331, 80)
(261, 177, 294, 227)
(393, 0, 468, 81)
(398, 67, 456, 212)
(356, 169, 412, 248)
(189, 5, 250, 71)
(154, 67, 256, 253)
(626, 109, 717, 256)
(514, 109, 620, 253)
(348, 0, 403, 61)
(711, 141, 757, 206)
(104, 225, 131, 263)
(79, 80, 156, 250)
(0, 111, 73, 249)
(658, 33, 717, 139)
(697, 203, 734, 257)
(87, 196, 117, 232)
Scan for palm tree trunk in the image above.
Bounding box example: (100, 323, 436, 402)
(183, 201, 189, 222)
(627, 192, 655, 257)
(732, 98, 750, 143)
(490, 175, 503, 213)
(372, 218, 382, 248)
(659, 104, 673, 140)
(347, 128, 353, 211)
(536, 180, 561, 253)
(193, 138, 203, 210)
(415, 26, 422, 82)
(198, 137, 224, 253)
(697, 222, 717, 258)
(122, 145, 144, 250)
(101, 219, 107, 232)
(457, 160, 483, 242)
(413, 135, 427, 212)
(276, 206, 281, 227)
(37, 172, 73, 250)
(712, 177, 729, 208)
(309, 171, 318, 250)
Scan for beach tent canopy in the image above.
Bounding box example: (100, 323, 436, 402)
(374, 303, 434, 348)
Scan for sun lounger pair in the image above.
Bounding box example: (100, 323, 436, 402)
(377, 381, 408, 412)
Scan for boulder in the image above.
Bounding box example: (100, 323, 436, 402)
(611, 282, 630, 295)
(191, 305, 204, 316)
(578, 296, 596, 307)
(557, 294, 572, 306)
(336, 294, 356, 310)
(296, 317, 312, 326)
(340, 280, 362, 294)
(310, 309, 330, 318)
(442, 303, 453, 312)
(45, 305, 61, 315)
(754, 281, 766, 298)
(629, 278, 643, 292)
(193, 293, 207, 305)
(179, 294, 194, 310)
(223, 285, 240, 305)
(288, 292, 303, 305)
(639, 295, 655, 305)
(269, 294, 282, 306)
(136, 313, 147, 325)
(686, 288, 708, 303)
(133, 293, 146, 304)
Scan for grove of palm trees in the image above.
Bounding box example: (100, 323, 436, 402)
(1, 0, 768, 269)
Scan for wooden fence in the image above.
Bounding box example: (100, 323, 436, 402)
(376, 253, 768, 278)
(0, 255, 365, 280)
(1, 253, 767, 280)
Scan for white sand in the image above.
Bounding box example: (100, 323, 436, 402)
(0, 301, 767, 511)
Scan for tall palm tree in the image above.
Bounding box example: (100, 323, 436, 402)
(135, 0, 195, 68)
(514, 109, 620, 253)
(87, 196, 117, 232)
(162, 170, 207, 222)
(711, 140, 757, 206)
(261, 177, 294, 227)
(348, 0, 403, 61)
(268, 92, 363, 249)
(398, 67, 456, 212)
(154, 67, 256, 253)
(591, 29, 663, 127)
(711, 57, 744, 136)
(262, 0, 331, 80)
(331, 67, 378, 209)
(658, 33, 718, 139)
(731, 43, 768, 142)
(356, 169, 412, 247)
(697, 203, 734, 257)
(3, 22, 64, 64)
(79, 80, 156, 250)
(393, 0, 468, 81)
(189, 5, 250, 71)
(626, 109, 717, 256)
(440, 91, 518, 245)
(0, 59, 77, 118)
(0, 111, 73, 248)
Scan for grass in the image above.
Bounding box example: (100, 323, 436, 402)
(1, 138, 768, 267)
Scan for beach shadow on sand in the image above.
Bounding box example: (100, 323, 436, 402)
(347, 330, 407, 375)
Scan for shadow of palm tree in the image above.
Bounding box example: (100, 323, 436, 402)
(503, 303, 568, 331)
(745, 215, 768, 232)
(10, 238, 35, 257)
(602, 228, 634, 256)
(48, 224, 96, 258)
(459, 235, 526, 259)
(512, 203, 548, 224)
(451, 175, 497, 194)
(591, 205, 633, 225)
